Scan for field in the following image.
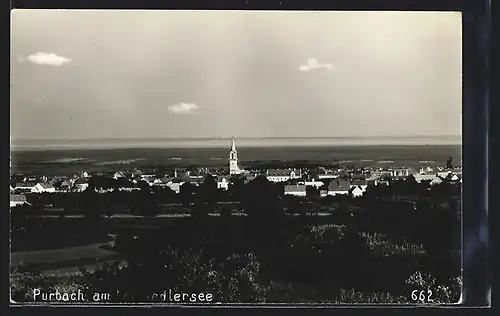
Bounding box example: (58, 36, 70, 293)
(11, 144, 461, 175)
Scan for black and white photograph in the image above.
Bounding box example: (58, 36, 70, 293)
(10, 10, 462, 305)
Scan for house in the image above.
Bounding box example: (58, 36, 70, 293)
(327, 179, 351, 196)
(244, 174, 257, 184)
(10, 194, 30, 208)
(190, 178, 204, 186)
(131, 169, 143, 177)
(365, 174, 380, 186)
(187, 170, 205, 180)
(430, 177, 443, 186)
(58, 179, 73, 191)
(378, 170, 393, 177)
(73, 178, 89, 192)
(266, 169, 301, 183)
(419, 166, 435, 174)
(167, 180, 185, 194)
(391, 168, 411, 178)
(49, 176, 64, 185)
(300, 178, 324, 188)
(81, 171, 91, 178)
(350, 178, 368, 191)
(153, 177, 171, 186)
(413, 174, 438, 184)
(317, 170, 337, 180)
(23, 176, 38, 183)
(14, 182, 37, 193)
(32, 182, 56, 193)
(113, 172, 126, 180)
(350, 186, 364, 198)
(141, 174, 156, 185)
(437, 171, 452, 178)
(284, 184, 307, 197)
(217, 176, 230, 190)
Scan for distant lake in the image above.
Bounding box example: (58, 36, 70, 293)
(10, 136, 462, 151)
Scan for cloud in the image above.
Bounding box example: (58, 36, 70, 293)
(167, 103, 199, 114)
(298, 58, 335, 72)
(25, 52, 72, 66)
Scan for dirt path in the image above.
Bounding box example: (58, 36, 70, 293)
(11, 243, 120, 270)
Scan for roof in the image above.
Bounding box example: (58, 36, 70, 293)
(74, 178, 88, 185)
(430, 177, 443, 184)
(244, 175, 256, 184)
(141, 175, 156, 181)
(10, 195, 27, 202)
(37, 182, 55, 189)
(132, 169, 143, 176)
(350, 178, 367, 186)
(350, 186, 364, 192)
(158, 176, 171, 183)
(231, 137, 236, 152)
(171, 177, 186, 184)
(284, 185, 307, 192)
(267, 169, 296, 177)
(15, 182, 36, 188)
(366, 175, 380, 181)
(328, 180, 351, 191)
(413, 174, 438, 183)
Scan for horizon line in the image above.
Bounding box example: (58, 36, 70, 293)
(11, 135, 462, 141)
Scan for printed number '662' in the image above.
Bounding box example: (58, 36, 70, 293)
(411, 290, 434, 303)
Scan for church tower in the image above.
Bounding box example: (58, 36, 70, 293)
(229, 137, 240, 175)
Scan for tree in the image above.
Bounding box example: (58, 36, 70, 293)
(199, 175, 218, 208)
(228, 175, 245, 202)
(179, 182, 197, 206)
(154, 168, 166, 179)
(192, 175, 218, 221)
(306, 186, 320, 198)
(82, 183, 101, 227)
(242, 176, 283, 220)
(242, 176, 286, 254)
(138, 182, 159, 217)
(446, 157, 453, 169)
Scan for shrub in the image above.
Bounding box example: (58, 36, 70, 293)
(405, 271, 462, 304)
(336, 289, 407, 304)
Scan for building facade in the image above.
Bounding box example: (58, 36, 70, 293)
(284, 184, 307, 197)
(229, 137, 240, 175)
(266, 169, 300, 183)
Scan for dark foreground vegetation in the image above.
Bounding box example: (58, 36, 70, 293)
(11, 175, 461, 304)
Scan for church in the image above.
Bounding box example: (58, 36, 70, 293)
(228, 137, 241, 175)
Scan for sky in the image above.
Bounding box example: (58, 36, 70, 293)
(11, 10, 462, 140)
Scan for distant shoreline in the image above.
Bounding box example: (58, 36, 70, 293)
(10, 136, 461, 152)
(10, 143, 462, 152)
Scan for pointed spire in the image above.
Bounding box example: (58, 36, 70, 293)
(231, 137, 236, 152)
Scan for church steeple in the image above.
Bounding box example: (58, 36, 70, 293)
(231, 137, 236, 152)
(229, 137, 239, 175)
